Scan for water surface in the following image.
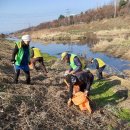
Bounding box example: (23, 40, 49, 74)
(7, 37, 130, 74)
(30, 41, 130, 73)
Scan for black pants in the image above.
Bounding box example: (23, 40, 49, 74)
(31, 57, 47, 72)
(96, 65, 106, 80)
(14, 69, 30, 84)
(80, 75, 94, 96)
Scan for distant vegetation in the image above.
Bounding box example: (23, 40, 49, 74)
(17, 0, 130, 33)
(0, 33, 5, 38)
(119, 0, 129, 8)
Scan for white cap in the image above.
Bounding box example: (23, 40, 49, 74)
(86, 68, 90, 71)
(22, 35, 31, 42)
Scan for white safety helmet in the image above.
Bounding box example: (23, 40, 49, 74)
(22, 35, 31, 42)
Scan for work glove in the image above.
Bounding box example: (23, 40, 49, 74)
(11, 59, 16, 64)
(69, 71, 75, 75)
(64, 70, 70, 76)
(84, 90, 88, 97)
(67, 98, 73, 107)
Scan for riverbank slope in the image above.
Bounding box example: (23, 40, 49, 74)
(0, 38, 130, 129)
(15, 16, 130, 61)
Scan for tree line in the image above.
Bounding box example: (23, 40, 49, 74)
(17, 0, 130, 33)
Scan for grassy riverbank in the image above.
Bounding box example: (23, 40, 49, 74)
(92, 28, 130, 60)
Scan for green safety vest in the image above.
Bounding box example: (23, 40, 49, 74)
(33, 48, 42, 58)
(95, 58, 105, 68)
(15, 41, 30, 66)
(70, 54, 78, 70)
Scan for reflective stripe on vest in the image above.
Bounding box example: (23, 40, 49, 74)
(33, 48, 42, 58)
(70, 54, 78, 70)
(15, 41, 24, 66)
(95, 58, 105, 68)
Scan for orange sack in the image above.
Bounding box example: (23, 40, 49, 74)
(72, 91, 92, 113)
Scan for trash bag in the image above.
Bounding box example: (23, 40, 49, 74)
(72, 92, 92, 113)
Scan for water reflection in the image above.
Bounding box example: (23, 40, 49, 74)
(7, 37, 130, 73)
(30, 41, 130, 73)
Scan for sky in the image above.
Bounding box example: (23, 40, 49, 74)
(0, 0, 112, 33)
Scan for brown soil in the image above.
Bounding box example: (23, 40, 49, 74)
(0, 39, 130, 130)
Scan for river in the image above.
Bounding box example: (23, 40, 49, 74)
(31, 42, 130, 71)
(8, 38, 130, 74)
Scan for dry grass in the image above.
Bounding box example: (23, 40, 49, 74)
(123, 69, 130, 80)
(91, 40, 111, 52)
(109, 76, 130, 89)
(28, 16, 130, 41)
(0, 39, 130, 129)
(91, 36, 130, 60)
(96, 28, 130, 36)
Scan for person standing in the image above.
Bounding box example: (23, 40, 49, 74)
(11, 35, 31, 84)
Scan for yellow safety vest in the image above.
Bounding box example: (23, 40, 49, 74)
(70, 54, 78, 70)
(96, 58, 105, 68)
(33, 48, 42, 58)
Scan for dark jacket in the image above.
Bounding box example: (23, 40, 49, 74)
(11, 42, 30, 66)
(65, 71, 94, 98)
(30, 48, 34, 58)
(93, 59, 99, 69)
(93, 58, 106, 69)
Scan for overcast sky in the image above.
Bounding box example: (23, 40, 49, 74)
(0, 0, 112, 33)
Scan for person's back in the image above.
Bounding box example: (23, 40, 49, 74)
(61, 52, 82, 75)
(94, 58, 105, 69)
(69, 53, 82, 73)
(75, 71, 94, 95)
(65, 70, 94, 99)
(30, 47, 48, 75)
(90, 57, 106, 80)
(75, 71, 94, 84)
(65, 71, 94, 110)
(31, 47, 42, 58)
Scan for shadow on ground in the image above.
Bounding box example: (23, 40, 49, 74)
(90, 79, 128, 108)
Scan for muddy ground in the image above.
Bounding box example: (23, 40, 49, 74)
(0, 39, 130, 130)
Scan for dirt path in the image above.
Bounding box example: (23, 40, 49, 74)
(0, 39, 130, 130)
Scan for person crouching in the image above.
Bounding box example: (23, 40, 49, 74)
(64, 70, 94, 107)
